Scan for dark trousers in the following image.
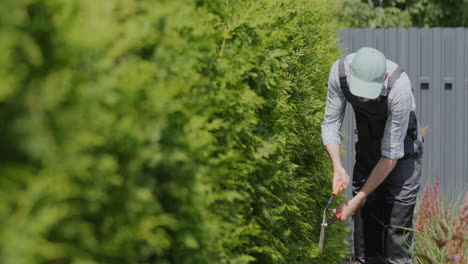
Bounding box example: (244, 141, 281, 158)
(352, 152, 422, 264)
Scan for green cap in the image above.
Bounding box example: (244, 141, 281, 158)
(350, 47, 387, 99)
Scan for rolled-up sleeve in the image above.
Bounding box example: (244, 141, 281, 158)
(381, 76, 413, 159)
(321, 61, 347, 145)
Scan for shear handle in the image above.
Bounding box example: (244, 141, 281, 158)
(324, 179, 344, 210)
(332, 178, 344, 196)
(326, 210, 342, 226)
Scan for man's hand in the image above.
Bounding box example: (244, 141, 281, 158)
(331, 156, 398, 223)
(333, 197, 362, 222)
(333, 166, 350, 192)
(324, 144, 349, 192)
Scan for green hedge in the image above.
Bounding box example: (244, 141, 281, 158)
(0, 0, 347, 263)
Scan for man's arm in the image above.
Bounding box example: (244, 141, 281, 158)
(335, 157, 397, 221)
(322, 60, 349, 190)
(325, 144, 342, 170)
(354, 156, 397, 200)
(325, 144, 349, 190)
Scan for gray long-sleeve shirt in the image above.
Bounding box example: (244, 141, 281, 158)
(321, 53, 416, 160)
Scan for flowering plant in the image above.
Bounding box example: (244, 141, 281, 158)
(414, 174, 467, 264)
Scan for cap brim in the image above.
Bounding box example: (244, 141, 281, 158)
(349, 75, 382, 99)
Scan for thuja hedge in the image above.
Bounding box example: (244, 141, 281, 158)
(0, 0, 348, 263)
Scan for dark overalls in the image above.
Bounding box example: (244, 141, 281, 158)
(338, 56, 424, 264)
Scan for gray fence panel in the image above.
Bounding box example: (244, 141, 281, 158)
(455, 28, 465, 195)
(338, 28, 468, 202)
(465, 30, 468, 198)
(433, 28, 443, 189)
(442, 28, 455, 193)
(419, 28, 433, 185)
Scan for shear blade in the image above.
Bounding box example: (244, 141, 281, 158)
(319, 207, 328, 254)
(319, 224, 325, 254)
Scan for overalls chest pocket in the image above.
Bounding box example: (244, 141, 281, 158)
(368, 118, 387, 139)
(352, 96, 388, 142)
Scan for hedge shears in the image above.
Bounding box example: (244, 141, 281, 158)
(319, 178, 344, 254)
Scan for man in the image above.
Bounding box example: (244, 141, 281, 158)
(321, 47, 424, 264)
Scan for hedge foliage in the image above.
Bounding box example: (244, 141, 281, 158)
(0, 0, 347, 263)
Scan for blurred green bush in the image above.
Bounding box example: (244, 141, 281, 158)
(338, 0, 468, 28)
(0, 0, 347, 263)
